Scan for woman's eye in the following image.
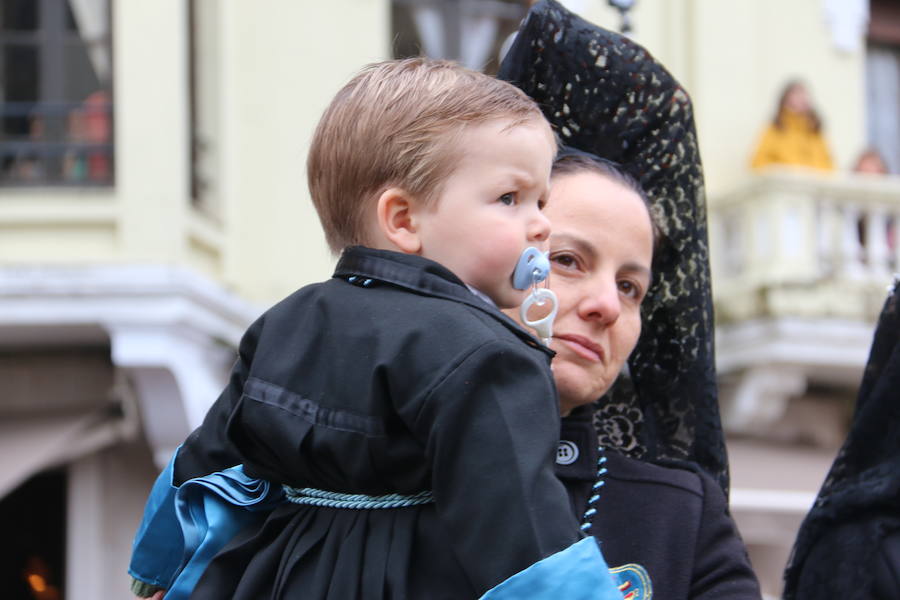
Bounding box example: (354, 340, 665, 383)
(618, 280, 643, 300)
(551, 253, 578, 270)
(498, 192, 516, 206)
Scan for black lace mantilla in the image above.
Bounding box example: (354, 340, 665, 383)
(783, 282, 900, 598)
(499, 0, 728, 492)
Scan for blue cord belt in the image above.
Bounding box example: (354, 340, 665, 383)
(283, 486, 434, 509)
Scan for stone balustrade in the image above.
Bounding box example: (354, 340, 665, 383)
(710, 169, 900, 324)
(709, 169, 900, 433)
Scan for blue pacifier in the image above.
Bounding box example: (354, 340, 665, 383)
(513, 247, 558, 346)
(513, 247, 551, 290)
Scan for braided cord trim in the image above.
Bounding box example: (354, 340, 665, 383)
(283, 486, 434, 509)
(580, 447, 607, 532)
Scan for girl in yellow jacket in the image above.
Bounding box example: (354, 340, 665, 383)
(751, 80, 834, 172)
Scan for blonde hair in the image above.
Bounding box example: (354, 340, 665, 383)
(307, 57, 550, 253)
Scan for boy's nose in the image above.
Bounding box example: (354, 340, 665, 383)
(529, 210, 551, 242)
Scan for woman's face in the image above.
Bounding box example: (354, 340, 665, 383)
(783, 84, 810, 114)
(520, 170, 654, 416)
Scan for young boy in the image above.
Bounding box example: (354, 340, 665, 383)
(129, 58, 620, 600)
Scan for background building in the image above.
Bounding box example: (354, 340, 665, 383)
(0, 1, 894, 598)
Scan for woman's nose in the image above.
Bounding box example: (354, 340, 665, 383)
(577, 283, 621, 325)
(528, 210, 551, 242)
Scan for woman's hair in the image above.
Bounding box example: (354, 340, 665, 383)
(551, 152, 662, 251)
(307, 57, 549, 254)
(773, 79, 822, 132)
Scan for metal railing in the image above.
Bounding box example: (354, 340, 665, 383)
(0, 100, 114, 186)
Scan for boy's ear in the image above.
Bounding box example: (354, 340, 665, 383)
(376, 187, 423, 254)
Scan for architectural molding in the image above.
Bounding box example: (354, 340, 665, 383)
(0, 264, 260, 467)
(717, 316, 871, 434)
(716, 316, 873, 384)
(720, 365, 808, 432)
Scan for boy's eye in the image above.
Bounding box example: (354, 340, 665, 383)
(498, 192, 516, 205)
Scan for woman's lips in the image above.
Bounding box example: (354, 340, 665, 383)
(556, 334, 604, 362)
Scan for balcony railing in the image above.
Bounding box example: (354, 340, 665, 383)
(710, 169, 900, 325)
(1, 99, 113, 186)
(710, 169, 894, 435)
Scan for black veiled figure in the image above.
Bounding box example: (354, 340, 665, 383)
(783, 281, 900, 599)
(498, 0, 728, 493)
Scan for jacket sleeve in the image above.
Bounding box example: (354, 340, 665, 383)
(403, 339, 585, 595)
(172, 314, 262, 485)
(690, 472, 762, 599)
(128, 316, 265, 592)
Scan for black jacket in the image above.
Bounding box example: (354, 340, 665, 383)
(173, 246, 582, 599)
(557, 407, 762, 600)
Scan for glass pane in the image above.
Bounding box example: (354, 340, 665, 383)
(0, 0, 38, 31)
(2, 44, 38, 137)
(866, 44, 900, 174)
(390, 0, 528, 74)
(63, 40, 101, 101)
(2, 43, 38, 101)
(65, 1, 78, 31)
(0, 0, 114, 186)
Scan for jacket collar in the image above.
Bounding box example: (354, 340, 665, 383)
(333, 246, 554, 356)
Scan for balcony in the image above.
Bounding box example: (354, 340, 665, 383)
(709, 169, 900, 433)
(712, 170, 898, 323)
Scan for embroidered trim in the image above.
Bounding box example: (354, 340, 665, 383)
(609, 563, 653, 600)
(283, 486, 434, 509)
(580, 446, 607, 532)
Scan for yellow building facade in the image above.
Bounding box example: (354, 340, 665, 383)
(0, 0, 892, 598)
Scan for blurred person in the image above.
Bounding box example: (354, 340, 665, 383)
(853, 146, 889, 174)
(783, 280, 900, 599)
(851, 147, 893, 260)
(64, 89, 112, 182)
(750, 80, 834, 172)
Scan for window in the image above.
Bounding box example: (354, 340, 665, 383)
(188, 0, 220, 216)
(865, 0, 900, 174)
(392, 0, 529, 75)
(0, 0, 113, 186)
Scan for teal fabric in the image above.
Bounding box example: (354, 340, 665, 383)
(480, 537, 623, 599)
(167, 465, 283, 599)
(128, 452, 185, 589)
(128, 449, 284, 600)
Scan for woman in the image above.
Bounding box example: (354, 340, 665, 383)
(783, 281, 900, 599)
(542, 153, 759, 599)
(750, 79, 834, 172)
(500, 2, 761, 598)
